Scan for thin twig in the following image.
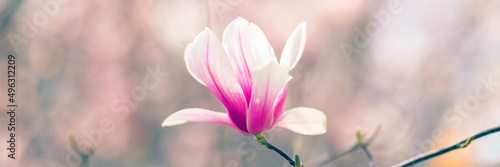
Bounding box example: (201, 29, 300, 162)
(69, 136, 95, 167)
(391, 126, 500, 167)
(254, 133, 304, 167)
(360, 144, 375, 167)
(318, 144, 361, 166)
(357, 130, 375, 167)
(319, 126, 381, 167)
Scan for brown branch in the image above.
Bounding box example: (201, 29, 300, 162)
(254, 133, 304, 167)
(391, 126, 500, 167)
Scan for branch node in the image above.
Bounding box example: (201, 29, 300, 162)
(460, 135, 474, 148)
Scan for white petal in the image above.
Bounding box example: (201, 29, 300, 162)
(184, 28, 248, 132)
(280, 22, 307, 71)
(276, 107, 327, 135)
(162, 108, 233, 127)
(223, 17, 277, 101)
(246, 61, 291, 134)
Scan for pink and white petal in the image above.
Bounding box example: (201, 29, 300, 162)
(280, 22, 307, 71)
(162, 108, 250, 135)
(276, 107, 327, 135)
(247, 61, 291, 134)
(271, 84, 288, 126)
(222, 17, 277, 102)
(184, 28, 248, 133)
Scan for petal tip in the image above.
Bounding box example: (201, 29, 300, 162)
(323, 119, 327, 130)
(299, 21, 307, 27)
(161, 118, 187, 127)
(297, 21, 307, 35)
(234, 16, 247, 22)
(231, 17, 249, 26)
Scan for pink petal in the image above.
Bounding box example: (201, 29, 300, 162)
(280, 22, 307, 71)
(162, 108, 249, 135)
(184, 28, 248, 133)
(222, 17, 277, 102)
(246, 61, 291, 134)
(276, 107, 327, 135)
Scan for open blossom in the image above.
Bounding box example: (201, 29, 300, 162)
(162, 17, 326, 136)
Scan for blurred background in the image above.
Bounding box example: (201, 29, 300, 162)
(1, 0, 500, 166)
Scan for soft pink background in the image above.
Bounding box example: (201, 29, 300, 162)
(0, 0, 499, 166)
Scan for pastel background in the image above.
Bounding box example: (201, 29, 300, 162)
(0, 0, 499, 167)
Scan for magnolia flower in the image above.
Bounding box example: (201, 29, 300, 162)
(162, 17, 326, 136)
